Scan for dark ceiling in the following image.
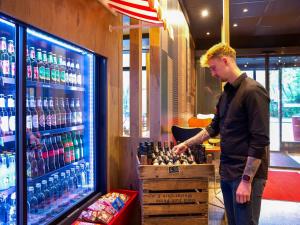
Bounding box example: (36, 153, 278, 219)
(179, 0, 300, 50)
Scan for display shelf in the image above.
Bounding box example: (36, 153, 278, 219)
(0, 186, 15, 197)
(33, 125, 84, 136)
(0, 76, 15, 85)
(1, 135, 15, 143)
(27, 80, 84, 92)
(27, 159, 86, 184)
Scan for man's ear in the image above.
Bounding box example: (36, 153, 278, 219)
(222, 56, 228, 65)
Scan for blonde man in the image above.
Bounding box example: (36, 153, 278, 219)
(173, 43, 269, 225)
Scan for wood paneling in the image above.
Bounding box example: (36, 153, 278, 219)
(0, 0, 123, 190)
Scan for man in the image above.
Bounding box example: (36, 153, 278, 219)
(172, 43, 269, 225)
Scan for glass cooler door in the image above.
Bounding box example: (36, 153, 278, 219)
(25, 28, 95, 225)
(0, 17, 17, 225)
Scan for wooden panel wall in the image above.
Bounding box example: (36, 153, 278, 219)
(0, 0, 123, 190)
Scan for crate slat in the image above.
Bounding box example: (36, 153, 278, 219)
(143, 191, 208, 204)
(143, 203, 208, 216)
(143, 216, 208, 225)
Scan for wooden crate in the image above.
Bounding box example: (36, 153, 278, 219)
(137, 157, 214, 225)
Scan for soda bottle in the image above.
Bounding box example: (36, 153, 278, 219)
(7, 40, 15, 78)
(53, 174, 62, 198)
(62, 134, 71, 164)
(43, 97, 51, 130)
(27, 140, 38, 178)
(36, 48, 45, 82)
(65, 98, 71, 127)
(59, 97, 66, 128)
(43, 50, 50, 83)
(36, 96, 45, 131)
(72, 132, 80, 161)
(67, 133, 75, 163)
(7, 95, 15, 135)
(75, 98, 82, 125)
(38, 141, 47, 175)
(28, 186, 38, 214)
(26, 96, 32, 133)
(0, 37, 10, 77)
(30, 96, 39, 132)
(46, 136, 56, 172)
(58, 56, 66, 85)
(70, 59, 75, 86)
(0, 94, 9, 136)
(29, 47, 38, 81)
(49, 97, 56, 129)
(70, 98, 77, 126)
(35, 183, 45, 213)
(54, 98, 61, 129)
(48, 52, 55, 83)
(41, 180, 51, 205)
(56, 135, 65, 167)
(26, 46, 32, 80)
(66, 59, 72, 86)
(53, 54, 59, 83)
(75, 60, 82, 87)
(51, 135, 60, 169)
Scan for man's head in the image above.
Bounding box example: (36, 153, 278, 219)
(201, 42, 238, 82)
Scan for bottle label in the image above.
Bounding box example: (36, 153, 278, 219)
(59, 148, 64, 155)
(1, 115, 9, 132)
(77, 74, 82, 86)
(51, 114, 56, 126)
(39, 66, 45, 79)
(0, 98, 5, 107)
(48, 150, 55, 157)
(77, 112, 82, 124)
(11, 62, 16, 77)
(8, 98, 14, 107)
(70, 150, 75, 161)
(2, 60, 10, 75)
(27, 65, 32, 79)
(32, 115, 39, 129)
(39, 114, 45, 127)
(64, 151, 71, 163)
(42, 151, 49, 159)
(46, 115, 51, 126)
(56, 70, 60, 83)
(65, 72, 69, 84)
(26, 115, 32, 130)
(33, 67, 39, 80)
(1, 41, 6, 51)
(9, 115, 15, 132)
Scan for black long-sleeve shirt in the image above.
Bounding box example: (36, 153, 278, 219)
(206, 73, 270, 180)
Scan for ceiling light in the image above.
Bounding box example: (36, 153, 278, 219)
(206, 32, 210, 36)
(244, 64, 247, 68)
(233, 23, 238, 27)
(201, 9, 209, 17)
(243, 8, 248, 13)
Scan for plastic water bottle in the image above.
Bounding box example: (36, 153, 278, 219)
(0, 194, 8, 224)
(8, 192, 16, 224)
(35, 183, 45, 214)
(41, 180, 51, 205)
(75, 165, 82, 189)
(28, 186, 38, 214)
(70, 168, 78, 190)
(85, 162, 90, 186)
(80, 163, 86, 189)
(48, 177, 55, 202)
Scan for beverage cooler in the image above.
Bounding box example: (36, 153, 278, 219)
(0, 14, 107, 225)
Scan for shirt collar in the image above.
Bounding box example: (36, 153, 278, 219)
(224, 73, 247, 92)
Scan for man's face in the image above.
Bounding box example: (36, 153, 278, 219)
(207, 57, 229, 82)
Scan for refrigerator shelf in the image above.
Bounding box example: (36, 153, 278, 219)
(0, 186, 15, 197)
(27, 158, 86, 184)
(33, 125, 84, 136)
(1, 135, 15, 143)
(27, 80, 85, 92)
(0, 76, 15, 85)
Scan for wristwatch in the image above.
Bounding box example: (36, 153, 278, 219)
(242, 174, 251, 182)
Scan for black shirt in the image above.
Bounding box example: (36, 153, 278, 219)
(206, 73, 270, 181)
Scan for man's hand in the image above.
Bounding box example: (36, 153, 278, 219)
(172, 142, 189, 155)
(236, 180, 252, 204)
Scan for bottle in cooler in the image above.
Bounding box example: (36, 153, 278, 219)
(43, 97, 51, 130)
(70, 167, 78, 190)
(56, 135, 65, 167)
(7, 40, 15, 78)
(35, 183, 45, 214)
(26, 46, 32, 80)
(0, 37, 10, 77)
(49, 97, 57, 129)
(80, 163, 86, 188)
(75, 165, 82, 189)
(72, 132, 80, 161)
(70, 98, 77, 126)
(8, 192, 16, 223)
(66, 58, 71, 86)
(37, 141, 47, 175)
(64, 98, 71, 127)
(60, 172, 69, 196)
(67, 132, 75, 163)
(46, 136, 56, 172)
(30, 96, 39, 132)
(36, 96, 45, 131)
(54, 97, 61, 129)
(0, 94, 9, 136)
(43, 50, 50, 83)
(75, 60, 82, 87)
(48, 52, 55, 83)
(75, 98, 82, 125)
(28, 186, 38, 214)
(36, 48, 45, 82)
(41, 180, 51, 205)
(7, 95, 15, 135)
(29, 47, 38, 82)
(47, 177, 55, 202)
(62, 133, 71, 165)
(59, 97, 66, 128)
(53, 54, 59, 84)
(53, 174, 62, 198)
(51, 135, 60, 169)
(58, 56, 65, 85)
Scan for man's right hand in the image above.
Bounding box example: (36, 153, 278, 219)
(172, 142, 189, 155)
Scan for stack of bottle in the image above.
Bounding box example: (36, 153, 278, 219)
(27, 161, 91, 215)
(0, 37, 16, 78)
(26, 95, 82, 133)
(26, 131, 84, 178)
(137, 141, 206, 165)
(26, 46, 82, 87)
(0, 94, 15, 136)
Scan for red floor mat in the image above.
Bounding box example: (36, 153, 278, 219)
(262, 170, 300, 202)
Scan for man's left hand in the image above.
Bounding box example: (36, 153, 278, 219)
(236, 180, 252, 204)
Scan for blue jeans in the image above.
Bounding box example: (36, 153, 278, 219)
(221, 178, 266, 225)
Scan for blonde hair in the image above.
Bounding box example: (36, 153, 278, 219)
(200, 42, 236, 67)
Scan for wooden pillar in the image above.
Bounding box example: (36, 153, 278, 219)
(222, 0, 230, 44)
(149, 27, 161, 141)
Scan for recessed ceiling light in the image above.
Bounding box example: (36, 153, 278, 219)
(206, 32, 210, 35)
(201, 9, 209, 17)
(244, 64, 247, 68)
(278, 59, 281, 62)
(243, 8, 248, 13)
(233, 23, 238, 27)
(295, 58, 298, 61)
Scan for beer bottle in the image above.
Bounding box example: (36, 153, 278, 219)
(70, 59, 76, 86)
(7, 95, 15, 135)
(58, 56, 65, 85)
(59, 97, 66, 128)
(49, 97, 56, 129)
(53, 54, 59, 84)
(66, 58, 72, 86)
(43, 97, 51, 130)
(0, 37, 9, 77)
(36, 96, 45, 131)
(65, 98, 72, 127)
(26, 46, 32, 80)
(54, 97, 61, 129)
(30, 96, 39, 132)
(36, 48, 45, 82)
(26, 96, 32, 133)
(56, 135, 65, 167)
(72, 132, 80, 161)
(29, 47, 38, 82)
(7, 40, 15, 78)
(75, 98, 82, 125)
(43, 51, 50, 83)
(75, 60, 82, 87)
(48, 52, 55, 83)
(70, 98, 77, 126)
(51, 135, 60, 169)
(47, 136, 56, 171)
